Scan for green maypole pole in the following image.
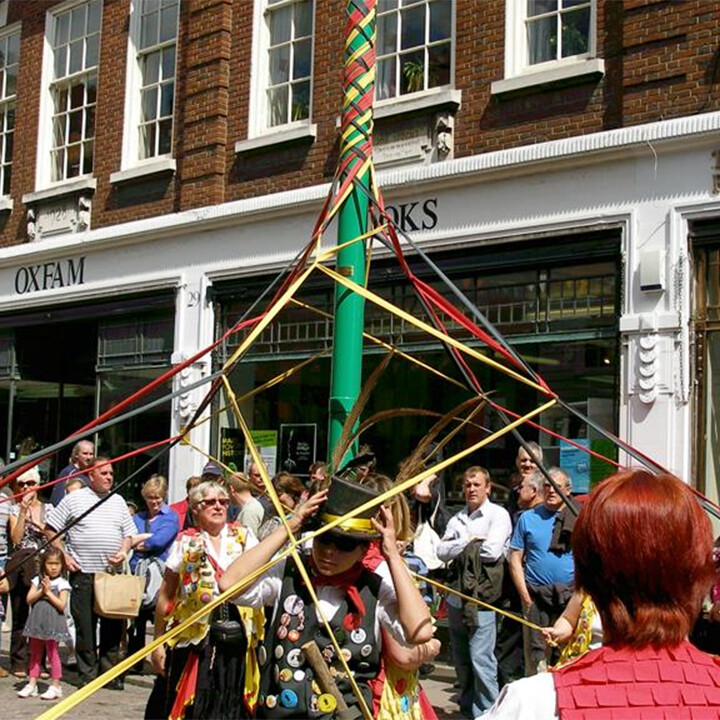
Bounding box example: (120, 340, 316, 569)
(328, 0, 376, 468)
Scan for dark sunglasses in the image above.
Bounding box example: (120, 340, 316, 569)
(199, 497, 229, 508)
(316, 532, 363, 553)
(17, 481, 38, 488)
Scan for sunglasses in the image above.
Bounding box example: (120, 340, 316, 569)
(17, 481, 38, 488)
(315, 532, 363, 553)
(199, 497, 229, 509)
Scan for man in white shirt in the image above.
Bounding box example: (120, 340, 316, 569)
(438, 466, 512, 718)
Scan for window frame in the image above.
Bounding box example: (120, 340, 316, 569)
(118, 0, 180, 176)
(0, 21, 20, 200)
(35, 0, 103, 191)
(247, 0, 316, 140)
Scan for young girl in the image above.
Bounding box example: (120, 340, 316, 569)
(17, 548, 71, 700)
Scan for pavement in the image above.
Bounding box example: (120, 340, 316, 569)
(1, 627, 466, 719)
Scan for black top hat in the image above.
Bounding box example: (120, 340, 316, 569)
(320, 475, 381, 540)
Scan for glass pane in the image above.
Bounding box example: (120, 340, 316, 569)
(70, 7, 85, 41)
(563, 0, 589, 7)
(6, 107, 14, 130)
(55, 12, 69, 46)
(141, 9, 159, 49)
(142, 87, 158, 120)
(88, 0, 102, 33)
(400, 49, 424, 94)
(291, 81, 310, 121)
(269, 45, 290, 85)
(70, 82, 85, 109)
(86, 33, 99, 68)
(69, 110, 83, 139)
(704, 334, 720, 517)
(159, 3, 178, 43)
(378, 13, 397, 55)
(158, 118, 172, 154)
(400, 4, 425, 49)
(4, 131, 12, 163)
(562, 7, 590, 57)
(160, 81, 174, 117)
(377, 56, 396, 100)
(293, 38, 312, 79)
(7, 34, 19, 65)
(378, 0, 399, 11)
(429, 0, 451, 42)
(52, 148, 64, 181)
(85, 104, 95, 138)
(67, 143, 80, 177)
(55, 86, 69, 114)
(268, 85, 288, 127)
(162, 46, 175, 79)
(428, 42, 450, 88)
(53, 115, 66, 146)
(295, 0, 312, 38)
(527, 16, 556, 64)
(527, 0, 557, 16)
(86, 76, 97, 104)
(143, 50, 161, 85)
(269, 6, 292, 46)
(69, 40, 83, 74)
(0, 69, 5, 97)
(5, 67, 15, 97)
(82, 139, 93, 174)
(54, 46, 67, 78)
(3, 165, 11, 195)
(140, 123, 156, 159)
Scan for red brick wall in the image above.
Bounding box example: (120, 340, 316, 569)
(1, 0, 719, 246)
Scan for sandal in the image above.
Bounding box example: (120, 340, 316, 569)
(12, 670, 27, 679)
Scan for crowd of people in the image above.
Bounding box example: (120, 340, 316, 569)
(0, 438, 718, 719)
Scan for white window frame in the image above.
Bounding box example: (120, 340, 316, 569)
(0, 21, 20, 203)
(35, 0, 102, 191)
(374, 0, 455, 107)
(115, 0, 179, 182)
(240, 0, 316, 151)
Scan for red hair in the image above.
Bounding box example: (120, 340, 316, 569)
(573, 469, 714, 648)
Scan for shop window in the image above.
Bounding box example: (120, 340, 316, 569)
(45, 0, 102, 183)
(97, 313, 174, 370)
(0, 25, 18, 196)
(376, 0, 452, 101)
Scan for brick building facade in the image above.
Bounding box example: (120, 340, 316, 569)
(0, 0, 718, 504)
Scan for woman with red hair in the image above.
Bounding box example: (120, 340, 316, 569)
(483, 469, 720, 719)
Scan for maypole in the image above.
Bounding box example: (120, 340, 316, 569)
(328, 0, 377, 464)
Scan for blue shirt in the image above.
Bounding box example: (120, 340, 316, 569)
(509, 505, 574, 587)
(50, 464, 90, 506)
(130, 504, 179, 571)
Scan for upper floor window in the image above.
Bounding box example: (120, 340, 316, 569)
(526, 0, 591, 66)
(0, 28, 19, 195)
(264, 0, 313, 129)
(49, 0, 101, 182)
(376, 0, 452, 102)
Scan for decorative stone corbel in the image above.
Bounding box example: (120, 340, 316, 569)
(434, 112, 454, 160)
(637, 333, 659, 404)
(26, 207, 36, 242)
(76, 194, 91, 231)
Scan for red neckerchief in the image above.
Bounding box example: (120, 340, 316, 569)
(309, 557, 366, 630)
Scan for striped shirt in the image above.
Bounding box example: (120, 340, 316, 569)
(46, 487, 135, 573)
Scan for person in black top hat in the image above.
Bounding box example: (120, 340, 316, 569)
(220, 477, 435, 718)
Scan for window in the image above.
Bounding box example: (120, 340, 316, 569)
(376, 0, 452, 102)
(0, 28, 18, 196)
(264, 0, 313, 129)
(525, 0, 591, 66)
(48, 0, 101, 182)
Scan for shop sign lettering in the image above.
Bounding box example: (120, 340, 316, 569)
(384, 198, 438, 232)
(14, 256, 86, 294)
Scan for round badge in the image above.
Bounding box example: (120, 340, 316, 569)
(293, 669, 305, 682)
(279, 668, 293, 683)
(258, 695, 265, 707)
(280, 689, 298, 709)
(318, 694, 338, 714)
(265, 695, 277, 709)
(310, 694, 319, 712)
(360, 643, 373, 658)
(275, 645, 284, 660)
(358, 661, 370, 671)
(280, 612, 291, 626)
(288, 629, 300, 643)
(322, 645, 334, 662)
(340, 648, 352, 663)
(283, 594, 304, 615)
(400, 695, 410, 713)
(273, 665, 280, 683)
(286, 648, 305, 668)
(277, 625, 288, 641)
(257, 646, 268, 666)
(350, 628, 367, 644)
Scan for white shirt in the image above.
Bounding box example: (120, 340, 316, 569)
(479, 673, 557, 720)
(437, 499, 512, 608)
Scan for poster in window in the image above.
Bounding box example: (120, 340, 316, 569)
(220, 427, 245, 472)
(243, 430, 278, 477)
(278, 424, 317, 477)
(559, 438, 590, 494)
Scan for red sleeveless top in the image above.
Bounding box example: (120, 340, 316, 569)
(553, 642, 720, 719)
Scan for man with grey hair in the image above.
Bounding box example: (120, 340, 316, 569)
(50, 439, 94, 506)
(508, 467, 574, 674)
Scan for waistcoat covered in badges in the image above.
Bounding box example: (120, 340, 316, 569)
(552, 642, 720, 719)
(257, 562, 382, 718)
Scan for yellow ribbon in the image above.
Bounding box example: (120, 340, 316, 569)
(321, 512, 376, 533)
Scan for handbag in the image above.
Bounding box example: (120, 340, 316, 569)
(209, 602, 246, 647)
(93, 561, 145, 619)
(413, 496, 445, 571)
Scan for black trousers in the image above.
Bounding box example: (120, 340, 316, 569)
(9, 578, 30, 672)
(70, 571, 124, 683)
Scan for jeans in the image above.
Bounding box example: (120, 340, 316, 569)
(449, 604, 499, 717)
